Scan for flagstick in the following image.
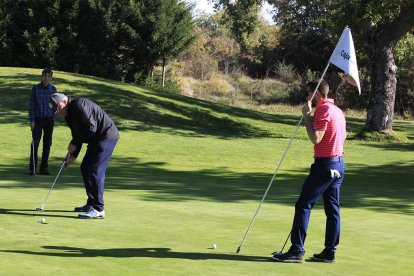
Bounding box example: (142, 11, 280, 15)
(236, 61, 331, 254)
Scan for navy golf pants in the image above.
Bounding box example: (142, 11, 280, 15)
(289, 156, 344, 254)
(80, 139, 117, 212)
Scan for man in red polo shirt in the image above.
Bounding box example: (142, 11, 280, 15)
(272, 79, 346, 263)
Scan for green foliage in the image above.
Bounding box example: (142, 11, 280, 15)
(137, 0, 195, 80)
(241, 20, 281, 78)
(57, 0, 119, 77)
(184, 16, 232, 80)
(0, 0, 195, 84)
(0, 0, 60, 67)
(264, 0, 414, 126)
(184, 50, 218, 80)
(268, 0, 336, 33)
(24, 26, 58, 67)
(214, 0, 262, 45)
(143, 75, 181, 94)
(264, 1, 337, 74)
(274, 62, 299, 83)
(394, 32, 414, 117)
(395, 32, 414, 65)
(189, 9, 280, 79)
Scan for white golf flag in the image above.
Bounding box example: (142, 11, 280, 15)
(329, 27, 361, 94)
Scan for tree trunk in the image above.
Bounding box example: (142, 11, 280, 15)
(363, 2, 414, 132)
(161, 57, 166, 88)
(224, 60, 229, 75)
(147, 63, 154, 80)
(365, 42, 397, 132)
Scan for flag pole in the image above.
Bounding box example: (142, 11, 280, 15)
(236, 61, 331, 254)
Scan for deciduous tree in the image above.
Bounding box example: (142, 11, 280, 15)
(235, 0, 414, 132)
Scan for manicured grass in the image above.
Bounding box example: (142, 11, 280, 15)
(0, 67, 413, 275)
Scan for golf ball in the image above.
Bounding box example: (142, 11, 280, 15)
(39, 218, 46, 224)
(211, 243, 217, 249)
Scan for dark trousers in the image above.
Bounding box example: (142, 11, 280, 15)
(289, 157, 344, 254)
(29, 117, 54, 171)
(80, 139, 117, 212)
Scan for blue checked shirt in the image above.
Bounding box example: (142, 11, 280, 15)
(28, 83, 57, 122)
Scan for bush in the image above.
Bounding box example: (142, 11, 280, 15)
(235, 78, 291, 104)
(274, 62, 300, 83)
(184, 52, 218, 80)
(194, 74, 234, 98)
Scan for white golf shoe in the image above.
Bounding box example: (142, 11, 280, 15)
(78, 208, 105, 219)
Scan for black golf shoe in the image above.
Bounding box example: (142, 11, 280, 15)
(74, 204, 93, 212)
(271, 251, 304, 263)
(39, 167, 50, 175)
(311, 249, 336, 263)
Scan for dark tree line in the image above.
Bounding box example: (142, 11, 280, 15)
(0, 0, 195, 83)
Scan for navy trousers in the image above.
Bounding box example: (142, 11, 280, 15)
(80, 139, 117, 212)
(29, 117, 54, 171)
(289, 157, 344, 254)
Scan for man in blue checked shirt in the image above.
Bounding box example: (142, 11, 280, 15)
(28, 68, 57, 175)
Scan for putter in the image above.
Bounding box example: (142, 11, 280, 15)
(35, 156, 67, 211)
(31, 132, 36, 176)
(272, 232, 291, 256)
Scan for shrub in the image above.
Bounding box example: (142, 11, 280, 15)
(274, 62, 300, 84)
(197, 74, 234, 98)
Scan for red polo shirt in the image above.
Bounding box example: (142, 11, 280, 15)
(313, 99, 346, 158)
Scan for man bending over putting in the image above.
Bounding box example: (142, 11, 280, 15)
(49, 93, 119, 219)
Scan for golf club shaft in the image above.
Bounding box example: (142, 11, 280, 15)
(280, 232, 291, 253)
(32, 131, 36, 175)
(39, 157, 66, 210)
(236, 118, 302, 253)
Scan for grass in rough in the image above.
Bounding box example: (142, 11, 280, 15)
(0, 67, 413, 275)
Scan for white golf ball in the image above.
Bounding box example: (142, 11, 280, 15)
(39, 218, 46, 224)
(211, 243, 217, 249)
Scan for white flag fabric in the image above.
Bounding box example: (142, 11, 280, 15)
(329, 27, 361, 94)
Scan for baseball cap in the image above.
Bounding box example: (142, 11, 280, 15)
(49, 93, 67, 113)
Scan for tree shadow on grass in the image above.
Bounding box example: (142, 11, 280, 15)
(342, 161, 414, 214)
(0, 71, 308, 139)
(1, 156, 413, 215)
(0, 246, 269, 262)
(0, 73, 299, 139)
(362, 141, 414, 151)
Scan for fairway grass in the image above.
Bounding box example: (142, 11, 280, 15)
(0, 67, 413, 275)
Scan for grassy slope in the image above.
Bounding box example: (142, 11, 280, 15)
(0, 67, 413, 275)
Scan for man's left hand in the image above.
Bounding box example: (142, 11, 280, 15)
(68, 143, 77, 155)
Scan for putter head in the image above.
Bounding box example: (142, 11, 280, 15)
(272, 251, 282, 256)
(35, 207, 44, 211)
(236, 247, 241, 254)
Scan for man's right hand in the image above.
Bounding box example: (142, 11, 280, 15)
(302, 100, 312, 116)
(67, 143, 77, 155)
(64, 155, 76, 169)
(30, 121, 35, 130)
